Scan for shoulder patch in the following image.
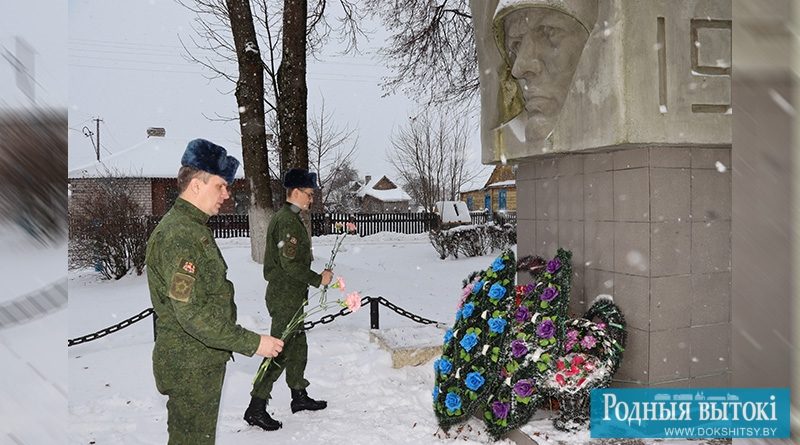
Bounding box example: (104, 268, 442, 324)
(282, 241, 297, 259)
(169, 272, 195, 302)
(181, 261, 196, 274)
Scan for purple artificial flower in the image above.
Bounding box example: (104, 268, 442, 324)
(510, 339, 528, 358)
(514, 305, 530, 324)
(540, 286, 559, 302)
(546, 258, 561, 274)
(524, 283, 535, 294)
(513, 379, 534, 398)
(491, 400, 511, 419)
(566, 329, 579, 341)
(536, 319, 556, 339)
(581, 335, 597, 349)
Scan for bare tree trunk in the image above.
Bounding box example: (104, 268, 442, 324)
(225, 0, 274, 263)
(277, 0, 309, 173)
(277, 0, 313, 242)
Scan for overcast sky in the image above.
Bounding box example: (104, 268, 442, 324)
(0, 0, 68, 109)
(66, 0, 488, 185)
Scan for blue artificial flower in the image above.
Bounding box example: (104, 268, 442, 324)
(488, 283, 507, 300)
(488, 317, 507, 334)
(445, 392, 462, 412)
(472, 280, 484, 294)
(491, 257, 506, 272)
(459, 332, 478, 352)
(438, 358, 452, 374)
(444, 329, 453, 344)
(461, 302, 475, 318)
(433, 386, 440, 400)
(465, 372, 485, 391)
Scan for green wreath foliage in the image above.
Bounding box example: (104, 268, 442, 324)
(482, 248, 573, 438)
(432, 249, 516, 429)
(432, 248, 627, 437)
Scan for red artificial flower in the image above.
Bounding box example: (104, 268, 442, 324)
(556, 359, 566, 371)
(514, 285, 526, 307)
(571, 354, 585, 367)
(556, 373, 566, 387)
(577, 377, 586, 387)
(565, 364, 579, 377)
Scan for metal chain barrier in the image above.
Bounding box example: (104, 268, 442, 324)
(68, 296, 441, 347)
(68, 308, 154, 347)
(372, 296, 440, 325)
(0, 277, 67, 330)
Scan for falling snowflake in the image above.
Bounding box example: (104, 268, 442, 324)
(239, 106, 247, 113)
(277, 241, 285, 248)
(715, 161, 727, 173)
(659, 105, 668, 114)
(625, 251, 647, 272)
(768, 89, 795, 116)
(245, 41, 259, 54)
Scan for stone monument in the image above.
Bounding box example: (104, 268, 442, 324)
(471, 0, 732, 389)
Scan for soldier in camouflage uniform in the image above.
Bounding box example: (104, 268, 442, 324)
(146, 138, 284, 444)
(244, 168, 333, 431)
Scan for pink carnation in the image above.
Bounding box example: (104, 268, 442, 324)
(345, 292, 362, 312)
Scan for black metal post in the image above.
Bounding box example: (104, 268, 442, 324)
(152, 311, 158, 341)
(370, 298, 379, 329)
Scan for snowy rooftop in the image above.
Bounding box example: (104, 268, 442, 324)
(67, 137, 245, 180)
(487, 179, 515, 188)
(356, 175, 411, 202)
(459, 167, 494, 193)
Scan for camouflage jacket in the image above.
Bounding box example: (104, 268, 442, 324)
(146, 198, 260, 368)
(263, 203, 322, 301)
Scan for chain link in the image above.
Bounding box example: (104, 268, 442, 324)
(374, 296, 440, 325)
(0, 278, 67, 330)
(68, 308, 154, 346)
(68, 296, 441, 347)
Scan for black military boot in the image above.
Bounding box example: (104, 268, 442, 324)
(244, 396, 282, 431)
(290, 388, 327, 413)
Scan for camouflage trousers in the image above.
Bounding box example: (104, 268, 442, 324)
(251, 292, 310, 400)
(154, 361, 226, 444)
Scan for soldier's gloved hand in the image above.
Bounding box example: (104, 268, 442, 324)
(256, 335, 284, 358)
(320, 269, 333, 286)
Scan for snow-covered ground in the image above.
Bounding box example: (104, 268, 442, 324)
(0, 224, 67, 443)
(68, 233, 512, 445)
(67, 233, 716, 444)
(0, 223, 66, 301)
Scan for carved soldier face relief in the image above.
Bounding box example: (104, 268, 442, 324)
(502, 7, 589, 142)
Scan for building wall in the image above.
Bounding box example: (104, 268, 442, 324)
(69, 177, 152, 215)
(361, 195, 410, 213)
(488, 187, 517, 212)
(517, 146, 732, 388)
(460, 190, 484, 211)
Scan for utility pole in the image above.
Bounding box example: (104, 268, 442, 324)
(82, 117, 102, 161)
(95, 117, 101, 160)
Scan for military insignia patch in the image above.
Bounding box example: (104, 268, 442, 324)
(182, 261, 195, 274)
(169, 273, 195, 302)
(282, 242, 297, 259)
(289, 236, 298, 245)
